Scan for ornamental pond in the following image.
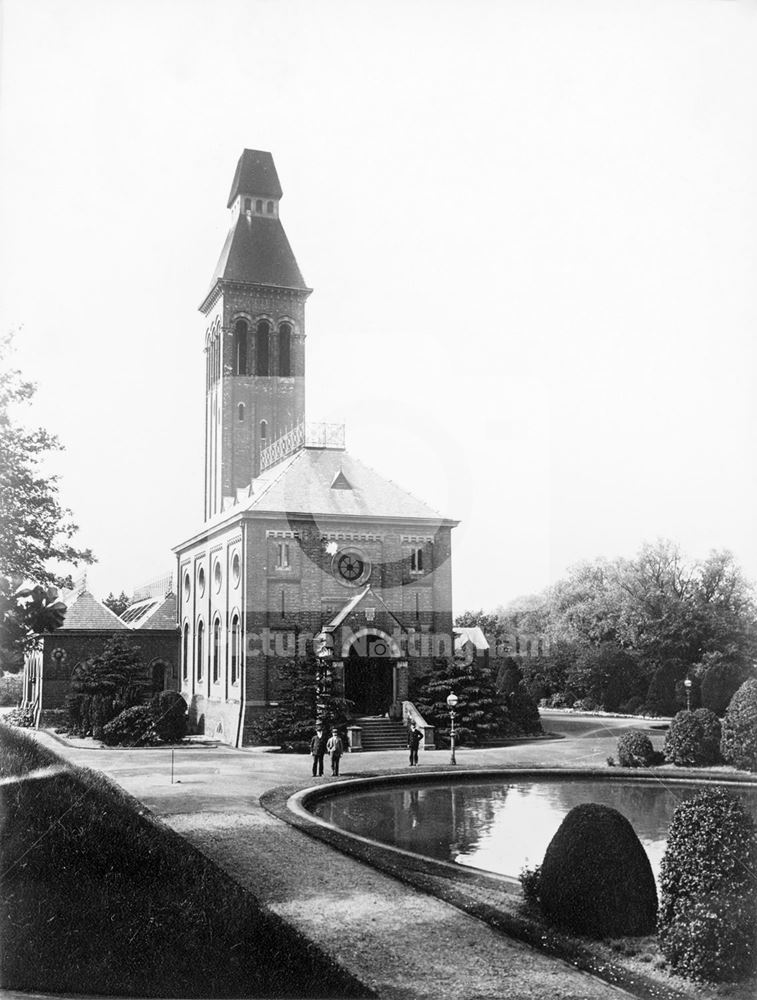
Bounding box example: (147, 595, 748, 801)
(310, 775, 757, 881)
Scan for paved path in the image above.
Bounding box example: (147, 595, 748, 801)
(32, 714, 660, 999)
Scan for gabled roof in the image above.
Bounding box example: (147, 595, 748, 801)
(203, 213, 308, 306)
(227, 149, 283, 206)
(59, 590, 128, 631)
(237, 447, 455, 524)
(325, 585, 405, 632)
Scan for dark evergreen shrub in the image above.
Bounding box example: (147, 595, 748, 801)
(507, 681, 542, 734)
(658, 788, 757, 982)
(720, 678, 757, 771)
(102, 705, 155, 746)
(538, 803, 657, 937)
(616, 730, 655, 768)
(692, 707, 721, 764)
(700, 658, 748, 716)
(664, 709, 721, 767)
(645, 661, 683, 716)
(150, 691, 187, 743)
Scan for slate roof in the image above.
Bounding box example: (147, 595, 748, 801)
(59, 590, 128, 631)
(204, 213, 308, 303)
(238, 447, 455, 524)
(227, 149, 283, 206)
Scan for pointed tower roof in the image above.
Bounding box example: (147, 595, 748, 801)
(201, 149, 309, 308)
(227, 149, 283, 206)
(206, 214, 308, 295)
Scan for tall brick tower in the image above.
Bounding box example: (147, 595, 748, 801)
(175, 149, 457, 748)
(200, 150, 310, 520)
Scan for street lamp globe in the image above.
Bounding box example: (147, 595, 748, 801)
(447, 692, 459, 710)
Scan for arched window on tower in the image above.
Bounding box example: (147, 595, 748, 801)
(238, 402, 245, 422)
(244, 197, 252, 211)
(266, 200, 274, 214)
(279, 323, 292, 376)
(260, 420, 268, 441)
(233, 319, 248, 375)
(256, 320, 270, 375)
(256, 199, 263, 213)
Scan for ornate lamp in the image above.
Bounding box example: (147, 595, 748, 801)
(446, 691, 459, 765)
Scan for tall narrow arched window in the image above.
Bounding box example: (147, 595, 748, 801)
(255, 320, 270, 375)
(238, 402, 245, 422)
(244, 197, 252, 211)
(279, 323, 292, 376)
(260, 420, 268, 440)
(182, 623, 189, 682)
(266, 200, 274, 214)
(212, 617, 221, 683)
(233, 319, 248, 375)
(230, 614, 240, 685)
(256, 199, 263, 212)
(196, 620, 205, 680)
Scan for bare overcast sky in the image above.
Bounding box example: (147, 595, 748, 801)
(1, 0, 756, 611)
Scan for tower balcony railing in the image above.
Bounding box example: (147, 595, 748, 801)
(260, 421, 345, 472)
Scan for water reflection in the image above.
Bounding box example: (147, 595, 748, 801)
(313, 778, 757, 879)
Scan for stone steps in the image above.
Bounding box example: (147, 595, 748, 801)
(356, 717, 408, 751)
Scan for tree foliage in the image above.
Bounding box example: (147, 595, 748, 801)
(413, 657, 511, 746)
(67, 635, 147, 738)
(247, 641, 350, 747)
(103, 591, 131, 618)
(461, 539, 756, 716)
(0, 335, 94, 667)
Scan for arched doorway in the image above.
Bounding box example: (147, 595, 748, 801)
(344, 632, 395, 717)
(150, 659, 172, 694)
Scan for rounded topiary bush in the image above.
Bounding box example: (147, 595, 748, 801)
(720, 678, 757, 772)
(658, 788, 757, 981)
(664, 709, 721, 767)
(617, 730, 655, 768)
(538, 803, 657, 937)
(150, 691, 188, 743)
(102, 705, 155, 746)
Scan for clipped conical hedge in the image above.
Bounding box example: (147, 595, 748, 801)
(539, 803, 657, 938)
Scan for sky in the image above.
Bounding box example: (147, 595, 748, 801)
(1, 0, 756, 613)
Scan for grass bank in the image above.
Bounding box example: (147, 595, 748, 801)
(0, 722, 371, 998)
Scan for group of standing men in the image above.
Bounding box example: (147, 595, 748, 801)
(310, 728, 344, 776)
(310, 722, 425, 776)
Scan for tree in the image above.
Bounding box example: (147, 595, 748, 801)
(0, 334, 94, 666)
(247, 641, 350, 746)
(103, 591, 131, 618)
(413, 657, 509, 746)
(67, 635, 147, 738)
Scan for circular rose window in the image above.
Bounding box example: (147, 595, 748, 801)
(183, 571, 191, 601)
(197, 566, 206, 596)
(231, 552, 241, 587)
(332, 548, 371, 587)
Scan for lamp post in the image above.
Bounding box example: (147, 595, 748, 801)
(684, 677, 692, 713)
(446, 691, 458, 765)
(315, 631, 334, 728)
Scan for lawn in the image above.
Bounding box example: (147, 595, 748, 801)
(0, 722, 371, 998)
